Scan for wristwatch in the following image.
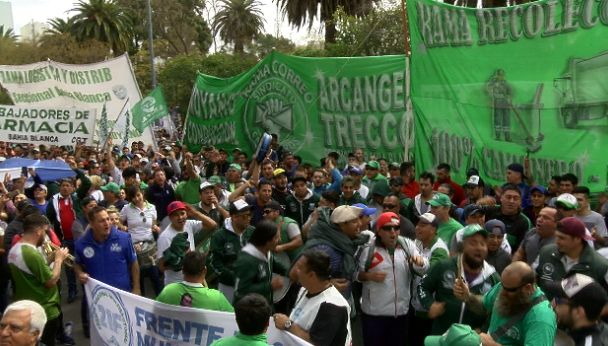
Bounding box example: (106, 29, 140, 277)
(284, 320, 292, 330)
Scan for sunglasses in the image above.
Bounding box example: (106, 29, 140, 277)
(381, 225, 399, 232)
(502, 283, 527, 292)
(382, 204, 397, 209)
(140, 211, 147, 223)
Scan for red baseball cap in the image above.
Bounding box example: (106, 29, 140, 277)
(376, 212, 400, 231)
(167, 201, 187, 215)
(557, 217, 594, 241)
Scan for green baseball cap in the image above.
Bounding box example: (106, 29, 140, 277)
(208, 175, 223, 185)
(371, 179, 391, 197)
(100, 182, 120, 194)
(366, 161, 380, 170)
(228, 163, 242, 172)
(461, 224, 488, 239)
(555, 193, 578, 210)
(424, 324, 481, 346)
(425, 193, 453, 207)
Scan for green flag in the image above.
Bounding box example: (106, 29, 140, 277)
(99, 102, 109, 145)
(132, 86, 168, 132)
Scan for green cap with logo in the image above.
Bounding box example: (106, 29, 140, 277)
(425, 193, 453, 207)
(555, 193, 578, 210)
(461, 224, 488, 239)
(424, 324, 481, 346)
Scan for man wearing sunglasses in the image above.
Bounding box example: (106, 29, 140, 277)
(357, 212, 427, 346)
(454, 261, 556, 346)
(380, 194, 416, 240)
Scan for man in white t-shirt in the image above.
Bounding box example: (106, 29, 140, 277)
(273, 249, 351, 346)
(157, 201, 218, 286)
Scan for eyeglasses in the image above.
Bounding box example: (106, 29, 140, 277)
(382, 204, 397, 209)
(381, 225, 399, 232)
(502, 282, 528, 292)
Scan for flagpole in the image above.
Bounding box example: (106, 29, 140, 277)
(102, 98, 130, 152)
(146, 0, 156, 88)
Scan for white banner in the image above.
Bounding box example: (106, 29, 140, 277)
(0, 105, 96, 146)
(84, 279, 311, 346)
(0, 55, 153, 144)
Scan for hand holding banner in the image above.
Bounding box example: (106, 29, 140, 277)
(84, 278, 311, 346)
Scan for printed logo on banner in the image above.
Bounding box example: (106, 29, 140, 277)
(91, 286, 132, 346)
(242, 64, 312, 153)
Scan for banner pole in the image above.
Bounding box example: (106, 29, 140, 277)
(102, 98, 130, 152)
(400, 0, 411, 57)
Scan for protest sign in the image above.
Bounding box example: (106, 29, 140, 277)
(408, 0, 608, 191)
(0, 54, 153, 144)
(183, 52, 412, 164)
(0, 105, 96, 146)
(85, 278, 311, 346)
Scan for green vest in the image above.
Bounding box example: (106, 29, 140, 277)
(278, 216, 302, 261)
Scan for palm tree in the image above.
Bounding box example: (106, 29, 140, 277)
(213, 0, 265, 54)
(45, 17, 76, 36)
(70, 0, 133, 54)
(275, 0, 376, 44)
(0, 25, 18, 42)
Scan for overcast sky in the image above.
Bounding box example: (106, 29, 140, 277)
(7, 0, 321, 46)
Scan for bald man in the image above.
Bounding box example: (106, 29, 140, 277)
(454, 261, 556, 346)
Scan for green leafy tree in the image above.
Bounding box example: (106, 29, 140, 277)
(274, 0, 377, 44)
(0, 25, 17, 43)
(333, 6, 405, 56)
(116, 0, 213, 56)
(45, 17, 76, 35)
(39, 34, 110, 64)
(158, 53, 257, 111)
(71, 0, 134, 55)
(213, 0, 265, 54)
(247, 34, 296, 59)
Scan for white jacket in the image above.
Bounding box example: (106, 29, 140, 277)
(358, 238, 428, 317)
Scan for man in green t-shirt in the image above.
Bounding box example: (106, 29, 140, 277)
(210, 293, 271, 346)
(453, 261, 556, 346)
(427, 193, 462, 247)
(156, 252, 233, 312)
(7, 214, 70, 346)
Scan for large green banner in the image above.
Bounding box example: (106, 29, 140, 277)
(409, 0, 608, 191)
(183, 52, 411, 164)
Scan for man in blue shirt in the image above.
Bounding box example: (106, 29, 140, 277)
(74, 205, 140, 337)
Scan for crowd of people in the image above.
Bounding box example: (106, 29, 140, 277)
(1, 137, 608, 346)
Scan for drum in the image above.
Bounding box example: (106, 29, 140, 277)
(272, 251, 292, 303)
(254, 133, 273, 163)
(135, 241, 157, 268)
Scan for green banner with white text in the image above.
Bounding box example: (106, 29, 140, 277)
(409, 0, 608, 191)
(183, 52, 412, 164)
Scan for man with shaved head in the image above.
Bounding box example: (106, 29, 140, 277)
(454, 261, 556, 346)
